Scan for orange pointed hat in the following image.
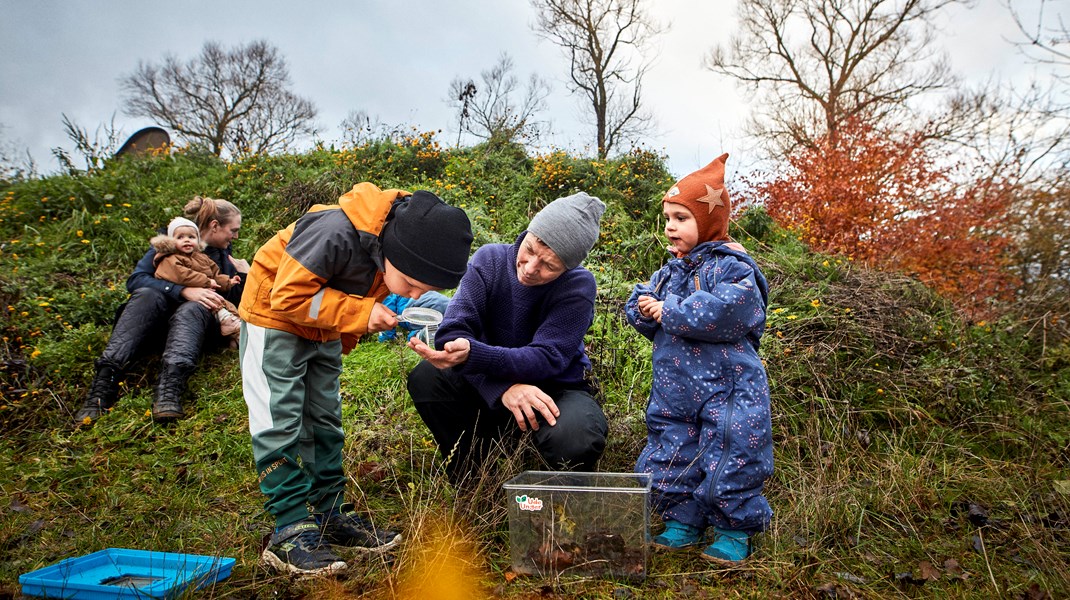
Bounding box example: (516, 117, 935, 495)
(662, 153, 731, 242)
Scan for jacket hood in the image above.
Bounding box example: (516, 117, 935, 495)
(337, 182, 409, 235)
(149, 234, 201, 264)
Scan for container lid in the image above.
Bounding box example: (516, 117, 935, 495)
(502, 470, 652, 493)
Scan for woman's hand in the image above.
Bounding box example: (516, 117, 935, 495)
(181, 287, 225, 311)
(501, 383, 559, 432)
(228, 256, 250, 274)
(407, 336, 470, 369)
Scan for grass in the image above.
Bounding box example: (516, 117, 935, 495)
(0, 140, 1067, 598)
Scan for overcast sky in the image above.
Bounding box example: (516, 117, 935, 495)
(0, 0, 1055, 179)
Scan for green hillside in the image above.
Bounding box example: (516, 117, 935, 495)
(0, 140, 1066, 598)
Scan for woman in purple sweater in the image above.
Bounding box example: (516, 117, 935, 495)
(407, 192, 608, 484)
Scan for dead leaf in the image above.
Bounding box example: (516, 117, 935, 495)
(356, 461, 387, 482)
(943, 558, 964, 577)
(1019, 583, 1051, 600)
(918, 561, 940, 581)
(968, 503, 989, 527)
(815, 582, 857, 598)
(503, 570, 518, 583)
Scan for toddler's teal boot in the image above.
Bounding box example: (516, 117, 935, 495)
(652, 520, 704, 549)
(702, 528, 751, 563)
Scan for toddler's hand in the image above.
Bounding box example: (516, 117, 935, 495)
(638, 295, 664, 322)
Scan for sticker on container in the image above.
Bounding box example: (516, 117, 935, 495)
(515, 494, 544, 512)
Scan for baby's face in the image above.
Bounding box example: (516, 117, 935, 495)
(663, 203, 699, 255)
(173, 226, 199, 254)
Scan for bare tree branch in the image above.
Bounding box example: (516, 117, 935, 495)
(707, 0, 967, 155)
(120, 40, 317, 158)
(530, 0, 663, 158)
(448, 53, 551, 148)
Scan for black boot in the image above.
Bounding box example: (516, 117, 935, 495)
(151, 364, 192, 423)
(73, 365, 120, 427)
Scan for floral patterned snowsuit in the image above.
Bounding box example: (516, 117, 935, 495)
(626, 241, 774, 533)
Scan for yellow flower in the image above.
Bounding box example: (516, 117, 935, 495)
(787, 315, 798, 320)
(822, 260, 829, 267)
(810, 299, 820, 307)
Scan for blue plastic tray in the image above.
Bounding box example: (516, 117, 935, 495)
(19, 548, 235, 599)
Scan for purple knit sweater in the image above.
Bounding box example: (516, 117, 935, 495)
(436, 234, 597, 407)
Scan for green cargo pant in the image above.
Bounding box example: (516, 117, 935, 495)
(240, 322, 346, 528)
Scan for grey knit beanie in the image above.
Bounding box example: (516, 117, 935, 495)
(527, 192, 605, 269)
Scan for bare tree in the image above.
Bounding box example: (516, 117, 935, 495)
(707, 0, 967, 155)
(448, 53, 551, 147)
(121, 40, 317, 158)
(1007, 0, 1070, 86)
(530, 0, 662, 158)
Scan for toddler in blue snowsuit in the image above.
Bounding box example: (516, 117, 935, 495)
(625, 153, 773, 563)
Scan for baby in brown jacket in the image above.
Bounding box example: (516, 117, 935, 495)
(152, 217, 242, 345)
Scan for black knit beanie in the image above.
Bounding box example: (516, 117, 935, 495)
(381, 191, 473, 289)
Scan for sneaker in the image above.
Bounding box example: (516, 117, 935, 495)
(652, 520, 705, 549)
(701, 528, 751, 563)
(315, 503, 401, 552)
(261, 519, 348, 576)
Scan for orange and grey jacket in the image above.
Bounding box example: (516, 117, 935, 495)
(238, 182, 409, 350)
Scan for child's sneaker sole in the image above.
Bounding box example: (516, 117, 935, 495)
(700, 551, 748, 565)
(260, 548, 348, 576)
(651, 539, 704, 551)
(335, 532, 402, 554)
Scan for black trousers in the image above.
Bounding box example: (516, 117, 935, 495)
(407, 359, 608, 482)
(98, 288, 218, 372)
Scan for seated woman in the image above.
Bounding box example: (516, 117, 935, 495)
(73, 196, 248, 426)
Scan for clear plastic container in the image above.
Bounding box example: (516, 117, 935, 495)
(503, 471, 652, 580)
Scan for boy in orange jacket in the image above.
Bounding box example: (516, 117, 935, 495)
(239, 183, 473, 576)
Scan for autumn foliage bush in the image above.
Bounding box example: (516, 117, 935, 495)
(746, 119, 1019, 316)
